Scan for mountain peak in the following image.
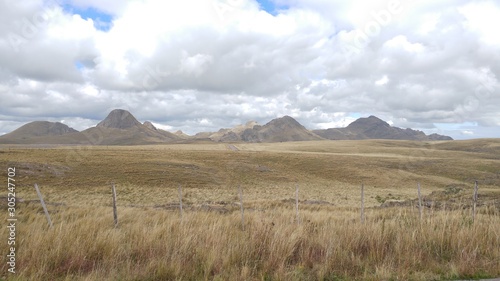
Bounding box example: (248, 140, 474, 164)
(367, 115, 384, 121)
(5, 121, 78, 137)
(267, 115, 303, 129)
(143, 121, 157, 131)
(97, 109, 142, 129)
(347, 115, 390, 130)
(245, 120, 258, 127)
(314, 115, 453, 140)
(238, 115, 322, 142)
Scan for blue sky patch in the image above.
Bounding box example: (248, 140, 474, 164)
(74, 61, 84, 70)
(256, 0, 287, 15)
(350, 112, 362, 119)
(63, 4, 113, 31)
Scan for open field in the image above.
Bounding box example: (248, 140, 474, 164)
(1, 139, 499, 280)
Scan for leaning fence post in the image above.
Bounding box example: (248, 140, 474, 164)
(178, 184, 183, 220)
(360, 183, 365, 224)
(417, 182, 423, 221)
(472, 180, 478, 223)
(34, 184, 53, 228)
(295, 183, 300, 225)
(111, 182, 118, 227)
(238, 185, 244, 230)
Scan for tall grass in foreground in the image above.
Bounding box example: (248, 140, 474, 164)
(1, 204, 499, 280)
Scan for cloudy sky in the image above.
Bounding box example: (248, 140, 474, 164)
(0, 0, 499, 139)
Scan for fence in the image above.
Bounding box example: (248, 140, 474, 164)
(31, 179, 493, 229)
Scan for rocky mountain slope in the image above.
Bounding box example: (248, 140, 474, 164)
(79, 109, 181, 145)
(0, 111, 453, 145)
(0, 109, 181, 145)
(4, 121, 77, 137)
(0, 121, 81, 144)
(197, 116, 323, 142)
(313, 116, 452, 141)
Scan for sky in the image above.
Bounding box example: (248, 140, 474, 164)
(0, 0, 499, 139)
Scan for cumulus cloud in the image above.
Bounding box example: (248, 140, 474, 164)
(0, 0, 499, 139)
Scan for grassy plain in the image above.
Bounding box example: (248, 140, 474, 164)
(0, 139, 499, 280)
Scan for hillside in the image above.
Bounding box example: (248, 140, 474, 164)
(96, 109, 143, 129)
(2, 121, 77, 137)
(1, 138, 498, 280)
(313, 116, 452, 141)
(0, 121, 82, 144)
(0, 110, 181, 145)
(207, 121, 259, 142)
(200, 116, 324, 142)
(241, 115, 324, 142)
(0, 111, 453, 145)
(80, 109, 181, 145)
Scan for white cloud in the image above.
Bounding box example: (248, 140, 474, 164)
(46, 13, 96, 40)
(384, 35, 425, 53)
(459, 1, 500, 46)
(375, 75, 389, 85)
(0, 0, 499, 140)
(179, 52, 214, 77)
(417, 13, 440, 35)
(151, 122, 173, 131)
(316, 116, 357, 129)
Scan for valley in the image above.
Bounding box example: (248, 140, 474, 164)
(1, 139, 499, 280)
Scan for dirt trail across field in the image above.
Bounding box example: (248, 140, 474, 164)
(227, 144, 239, 151)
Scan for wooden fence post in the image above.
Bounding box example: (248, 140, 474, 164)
(238, 185, 244, 230)
(112, 182, 118, 227)
(178, 184, 183, 220)
(417, 182, 423, 221)
(295, 183, 300, 225)
(34, 184, 53, 228)
(472, 180, 478, 223)
(360, 183, 365, 224)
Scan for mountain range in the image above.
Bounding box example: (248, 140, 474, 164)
(313, 116, 452, 141)
(0, 109, 452, 145)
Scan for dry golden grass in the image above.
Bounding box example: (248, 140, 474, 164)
(0, 139, 499, 280)
(1, 204, 499, 280)
(2, 139, 499, 208)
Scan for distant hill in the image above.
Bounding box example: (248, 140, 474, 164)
(173, 130, 192, 139)
(143, 121, 183, 140)
(198, 116, 323, 142)
(203, 121, 259, 142)
(143, 121, 157, 131)
(0, 121, 82, 144)
(0, 111, 452, 145)
(313, 116, 453, 141)
(4, 121, 78, 137)
(242, 116, 324, 142)
(0, 109, 181, 145)
(427, 133, 453, 141)
(79, 109, 181, 145)
(96, 109, 143, 129)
